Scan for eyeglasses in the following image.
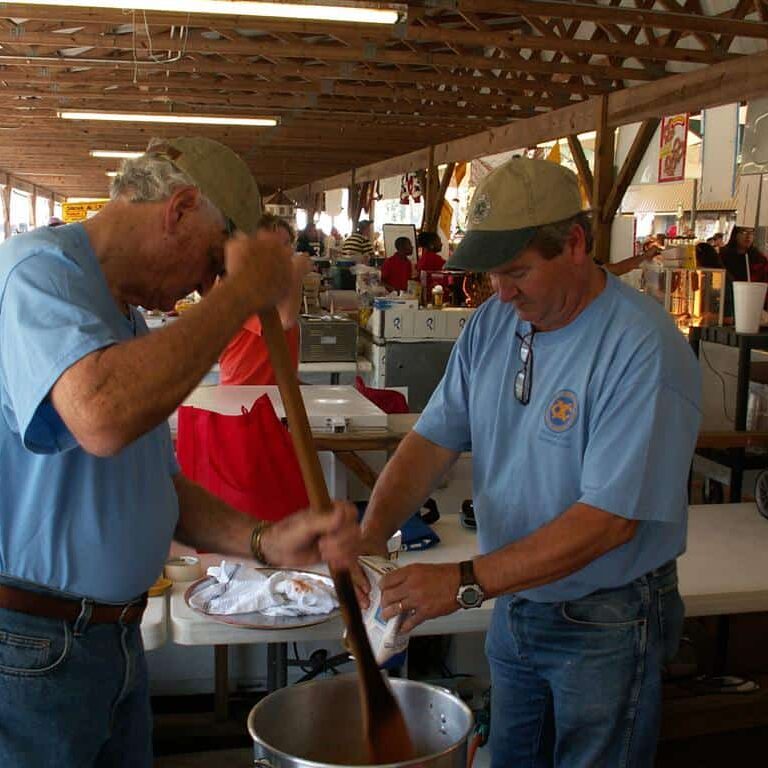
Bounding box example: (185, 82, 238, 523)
(514, 330, 535, 405)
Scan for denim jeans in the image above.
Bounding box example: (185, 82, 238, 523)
(485, 561, 684, 768)
(0, 600, 152, 767)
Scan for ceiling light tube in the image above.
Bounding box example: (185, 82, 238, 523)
(60, 111, 277, 127)
(106, 171, 119, 177)
(12, 1, 402, 24)
(91, 150, 144, 158)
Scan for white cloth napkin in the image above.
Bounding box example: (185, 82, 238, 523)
(189, 561, 338, 617)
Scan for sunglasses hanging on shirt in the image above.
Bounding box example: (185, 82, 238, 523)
(514, 329, 535, 405)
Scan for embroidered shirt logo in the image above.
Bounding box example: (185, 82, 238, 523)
(471, 193, 491, 224)
(545, 390, 579, 433)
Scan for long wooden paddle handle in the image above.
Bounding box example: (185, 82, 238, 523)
(259, 308, 384, 675)
(259, 309, 332, 513)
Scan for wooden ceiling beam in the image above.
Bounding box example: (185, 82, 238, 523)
(0, 29, 660, 81)
(0, 71, 570, 110)
(292, 47, 768, 196)
(0, 54, 605, 96)
(461, 0, 768, 38)
(0, 4, 747, 63)
(0, 93, 521, 125)
(715, 0, 759, 53)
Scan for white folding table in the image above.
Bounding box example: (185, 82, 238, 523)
(140, 595, 168, 651)
(168, 503, 768, 715)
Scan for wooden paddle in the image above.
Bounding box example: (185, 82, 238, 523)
(260, 308, 416, 764)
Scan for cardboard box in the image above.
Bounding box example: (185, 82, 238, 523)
(413, 309, 447, 339)
(443, 308, 475, 338)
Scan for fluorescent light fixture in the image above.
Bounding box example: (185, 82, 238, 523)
(13, 1, 401, 24)
(66, 197, 110, 203)
(106, 171, 119, 177)
(59, 111, 277, 127)
(91, 150, 144, 159)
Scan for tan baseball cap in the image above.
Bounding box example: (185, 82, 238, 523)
(146, 137, 262, 234)
(448, 157, 584, 272)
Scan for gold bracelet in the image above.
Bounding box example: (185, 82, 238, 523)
(250, 521, 273, 565)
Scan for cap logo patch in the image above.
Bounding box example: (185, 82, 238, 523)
(471, 193, 492, 225)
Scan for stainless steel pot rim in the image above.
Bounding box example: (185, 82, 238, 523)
(247, 677, 474, 768)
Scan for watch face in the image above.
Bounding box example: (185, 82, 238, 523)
(460, 586, 481, 607)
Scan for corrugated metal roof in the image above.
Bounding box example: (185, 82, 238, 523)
(622, 180, 695, 213)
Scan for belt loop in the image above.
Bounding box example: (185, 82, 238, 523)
(73, 598, 94, 636)
(118, 602, 133, 626)
(119, 594, 145, 626)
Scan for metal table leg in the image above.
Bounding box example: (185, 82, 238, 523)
(214, 644, 229, 722)
(267, 642, 288, 691)
(731, 338, 752, 502)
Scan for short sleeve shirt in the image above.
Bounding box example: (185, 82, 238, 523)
(381, 255, 413, 292)
(415, 273, 702, 602)
(0, 224, 179, 602)
(219, 316, 300, 385)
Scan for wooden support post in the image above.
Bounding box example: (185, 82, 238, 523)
(604, 119, 659, 222)
(422, 146, 438, 230)
(1, 181, 10, 240)
(592, 96, 616, 265)
(336, 450, 380, 490)
(30, 188, 37, 230)
(424, 159, 456, 233)
(566, 135, 593, 207)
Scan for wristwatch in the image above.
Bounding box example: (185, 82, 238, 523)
(456, 560, 484, 609)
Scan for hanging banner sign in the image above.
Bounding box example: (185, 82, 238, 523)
(61, 200, 107, 223)
(658, 114, 689, 183)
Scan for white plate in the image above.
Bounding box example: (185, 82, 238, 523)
(184, 567, 341, 630)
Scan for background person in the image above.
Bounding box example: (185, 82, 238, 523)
(380, 236, 414, 292)
(416, 231, 446, 273)
(296, 222, 324, 258)
(219, 213, 310, 385)
(720, 226, 768, 319)
(341, 219, 375, 264)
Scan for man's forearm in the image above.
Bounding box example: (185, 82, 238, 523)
(473, 502, 638, 599)
(53, 280, 252, 454)
(173, 473, 254, 558)
(362, 431, 459, 548)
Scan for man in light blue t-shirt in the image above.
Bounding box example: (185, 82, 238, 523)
(0, 138, 359, 767)
(359, 158, 701, 767)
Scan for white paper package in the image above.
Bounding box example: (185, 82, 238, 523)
(358, 555, 410, 665)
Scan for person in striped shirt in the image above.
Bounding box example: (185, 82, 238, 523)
(341, 219, 375, 264)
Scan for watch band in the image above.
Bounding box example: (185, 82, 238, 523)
(459, 559, 477, 586)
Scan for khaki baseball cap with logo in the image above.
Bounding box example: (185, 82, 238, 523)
(145, 137, 262, 234)
(448, 157, 584, 272)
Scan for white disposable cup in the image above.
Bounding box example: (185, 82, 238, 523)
(733, 281, 767, 334)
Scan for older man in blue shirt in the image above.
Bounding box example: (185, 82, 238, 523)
(359, 158, 701, 767)
(0, 137, 359, 767)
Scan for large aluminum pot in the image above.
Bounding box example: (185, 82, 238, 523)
(248, 674, 473, 768)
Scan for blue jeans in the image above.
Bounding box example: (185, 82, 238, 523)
(485, 561, 684, 768)
(0, 600, 152, 767)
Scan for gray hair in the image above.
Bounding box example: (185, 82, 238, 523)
(110, 151, 198, 203)
(527, 212, 593, 260)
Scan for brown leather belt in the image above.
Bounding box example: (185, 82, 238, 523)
(0, 584, 147, 625)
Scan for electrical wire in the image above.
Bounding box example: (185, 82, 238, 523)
(699, 341, 734, 423)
